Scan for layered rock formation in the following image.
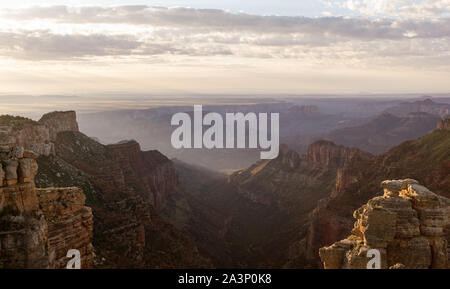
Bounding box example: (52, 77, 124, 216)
(2, 111, 205, 269)
(0, 144, 49, 268)
(38, 111, 79, 141)
(36, 129, 212, 268)
(0, 111, 79, 157)
(37, 187, 93, 269)
(306, 140, 372, 169)
(229, 141, 373, 211)
(0, 140, 93, 268)
(305, 120, 450, 266)
(319, 179, 449, 269)
(224, 141, 374, 268)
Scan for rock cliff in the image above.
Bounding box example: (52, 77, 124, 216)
(38, 111, 79, 141)
(319, 179, 449, 269)
(36, 130, 212, 268)
(226, 141, 373, 267)
(0, 111, 79, 157)
(37, 187, 94, 269)
(307, 121, 450, 267)
(225, 118, 449, 268)
(306, 140, 373, 170)
(229, 141, 373, 211)
(0, 140, 93, 268)
(0, 143, 49, 268)
(1, 110, 209, 268)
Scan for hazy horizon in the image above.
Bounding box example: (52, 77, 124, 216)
(2, 93, 450, 120)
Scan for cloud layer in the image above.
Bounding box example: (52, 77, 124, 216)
(0, 4, 448, 72)
(330, 0, 450, 18)
(3, 5, 450, 38)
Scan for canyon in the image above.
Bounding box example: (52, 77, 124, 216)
(0, 103, 448, 269)
(36, 128, 212, 268)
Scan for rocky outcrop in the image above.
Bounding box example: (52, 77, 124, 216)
(0, 140, 93, 268)
(305, 140, 374, 198)
(38, 111, 79, 141)
(0, 111, 79, 157)
(0, 144, 49, 268)
(304, 123, 450, 268)
(229, 141, 372, 208)
(226, 141, 374, 268)
(36, 130, 211, 268)
(105, 140, 177, 212)
(37, 187, 94, 269)
(306, 140, 373, 170)
(0, 119, 53, 156)
(319, 179, 449, 269)
(304, 200, 354, 265)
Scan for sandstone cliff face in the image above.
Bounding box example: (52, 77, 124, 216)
(0, 116, 54, 156)
(104, 140, 177, 212)
(226, 141, 373, 268)
(38, 111, 79, 141)
(305, 122, 450, 267)
(306, 140, 373, 170)
(305, 140, 374, 198)
(37, 187, 94, 269)
(0, 142, 50, 269)
(0, 111, 79, 157)
(229, 141, 372, 211)
(0, 140, 93, 268)
(319, 179, 449, 269)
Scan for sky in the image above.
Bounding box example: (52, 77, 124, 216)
(0, 1, 449, 96)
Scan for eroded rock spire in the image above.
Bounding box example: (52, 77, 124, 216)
(319, 179, 449, 269)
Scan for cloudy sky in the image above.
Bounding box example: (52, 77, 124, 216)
(0, 0, 449, 96)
